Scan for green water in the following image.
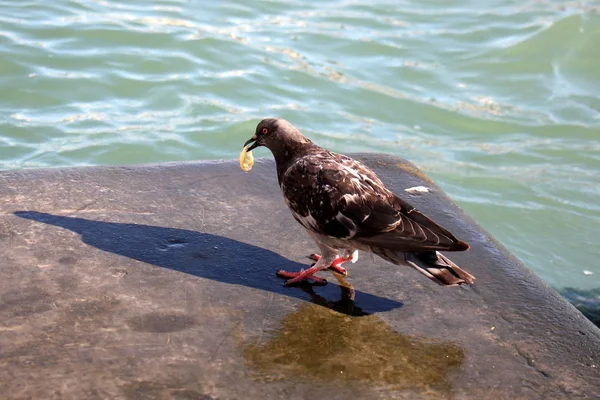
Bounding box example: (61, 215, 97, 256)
(1, 1, 599, 291)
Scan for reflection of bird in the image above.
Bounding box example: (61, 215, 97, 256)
(244, 118, 475, 287)
(299, 273, 369, 317)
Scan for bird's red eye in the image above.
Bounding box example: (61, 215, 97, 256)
(262, 127, 269, 135)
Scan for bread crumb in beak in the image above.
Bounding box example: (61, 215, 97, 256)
(239, 145, 254, 172)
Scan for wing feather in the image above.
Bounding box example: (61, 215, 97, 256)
(281, 152, 467, 252)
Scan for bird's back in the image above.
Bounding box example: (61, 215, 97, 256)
(279, 149, 466, 252)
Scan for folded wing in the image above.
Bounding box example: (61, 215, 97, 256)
(281, 152, 468, 252)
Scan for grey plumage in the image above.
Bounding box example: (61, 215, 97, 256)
(244, 118, 475, 286)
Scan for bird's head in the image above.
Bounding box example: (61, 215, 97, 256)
(243, 118, 311, 155)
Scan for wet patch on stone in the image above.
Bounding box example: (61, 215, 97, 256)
(54, 274, 80, 291)
(192, 252, 210, 260)
(120, 380, 215, 400)
(110, 268, 128, 278)
(66, 296, 121, 326)
(58, 256, 77, 265)
(168, 238, 188, 246)
(127, 312, 197, 333)
(244, 303, 464, 394)
(157, 237, 189, 252)
(0, 287, 53, 318)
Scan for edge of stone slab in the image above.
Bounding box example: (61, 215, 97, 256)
(0, 157, 235, 174)
(0, 152, 431, 180)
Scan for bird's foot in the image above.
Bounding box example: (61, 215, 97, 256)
(308, 253, 350, 276)
(276, 265, 327, 286)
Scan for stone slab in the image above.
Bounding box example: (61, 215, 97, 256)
(0, 154, 598, 399)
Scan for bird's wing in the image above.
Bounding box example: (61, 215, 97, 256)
(281, 152, 467, 252)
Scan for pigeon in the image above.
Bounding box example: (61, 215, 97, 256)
(243, 118, 475, 287)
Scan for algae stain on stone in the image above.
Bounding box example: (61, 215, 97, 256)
(243, 303, 464, 394)
(395, 161, 434, 184)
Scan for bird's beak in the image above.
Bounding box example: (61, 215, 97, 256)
(244, 135, 259, 151)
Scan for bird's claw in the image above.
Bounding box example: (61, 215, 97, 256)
(329, 262, 348, 276)
(276, 268, 327, 286)
(307, 253, 349, 276)
(308, 253, 321, 261)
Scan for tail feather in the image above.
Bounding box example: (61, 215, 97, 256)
(374, 248, 475, 286)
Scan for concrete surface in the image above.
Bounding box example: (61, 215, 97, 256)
(0, 154, 598, 400)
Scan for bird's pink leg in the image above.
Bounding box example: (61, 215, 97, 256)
(276, 265, 327, 285)
(277, 249, 338, 286)
(308, 252, 356, 276)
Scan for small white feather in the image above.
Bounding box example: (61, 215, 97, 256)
(405, 186, 430, 194)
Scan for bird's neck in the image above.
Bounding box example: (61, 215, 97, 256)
(271, 140, 318, 183)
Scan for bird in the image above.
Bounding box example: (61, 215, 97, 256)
(243, 118, 475, 287)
